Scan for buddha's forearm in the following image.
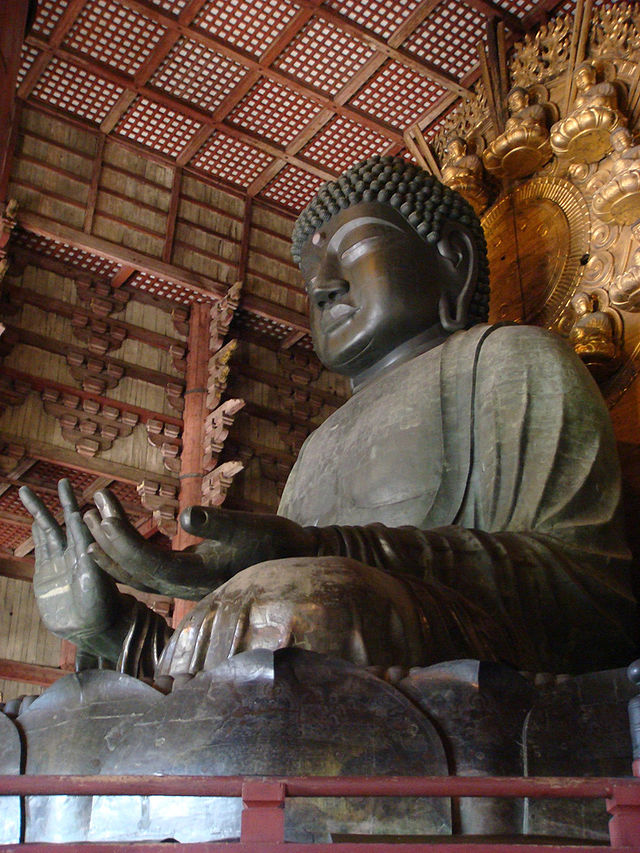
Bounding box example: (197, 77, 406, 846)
(306, 522, 636, 671)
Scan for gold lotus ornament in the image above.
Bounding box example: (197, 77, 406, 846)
(592, 128, 640, 226)
(483, 87, 552, 180)
(550, 62, 624, 163)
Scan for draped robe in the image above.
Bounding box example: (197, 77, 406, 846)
(121, 324, 637, 678)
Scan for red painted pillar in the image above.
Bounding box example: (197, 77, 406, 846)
(241, 780, 286, 843)
(0, 0, 31, 208)
(172, 301, 210, 626)
(608, 783, 640, 846)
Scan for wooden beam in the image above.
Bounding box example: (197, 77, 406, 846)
(16, 0, 88, 99)
(0, 457, 37, 499)
(460, 0, 525, 32)
(162, 166, 182, 264)
(5, 283, 186, 351)
(294, 1, 471, 97)
(107, 0, 409, 143)
(0, 0, 29, 206)
(12, 229, 309, 334)
(0, 657, 66, 687)
(241, 294, 308, 334)
(16, 210, 228, 298)
(236, 197, 252, 284)
(0, 430, 179, 487)
(388, 0, 441, 47)
(279, 330, 307, 351)
(173, 302, 210, 551)
(1, 365, 183, 428)
(111, 264, 137, 288)
(83, 134, 105, 234)
(0, 554, 34, 583)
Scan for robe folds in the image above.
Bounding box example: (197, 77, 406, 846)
(120, 324, 637, 678)
(278, 324, 637, 672)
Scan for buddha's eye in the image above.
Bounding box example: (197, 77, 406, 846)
(340, 235, 386, 264)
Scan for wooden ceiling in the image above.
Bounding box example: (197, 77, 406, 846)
(17, 0, 569, 218)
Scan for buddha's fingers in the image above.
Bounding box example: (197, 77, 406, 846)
(19, 486, 66, 554)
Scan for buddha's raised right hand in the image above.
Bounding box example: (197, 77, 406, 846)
(20, 479, 131, 661)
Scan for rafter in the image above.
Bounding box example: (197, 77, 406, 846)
(459, 0, 525, 32)
(14, 213, 309, 333)
(162, 166, 182, 264)
(83, 134, 105, 233)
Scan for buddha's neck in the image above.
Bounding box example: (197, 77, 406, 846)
(350, 325, 448, 393)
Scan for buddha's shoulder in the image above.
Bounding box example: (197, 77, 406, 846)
(472, 323, 579, 366)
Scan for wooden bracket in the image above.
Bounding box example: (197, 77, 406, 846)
(66, 349, 124, 394)
(203, 398, 245, 470)
(146, 419, 182, 474)
(0, 374, 30, 415)
(201, 460, 244, 506)
(210, 281, 242, 351)
(42, 389, 138, 457)
(136, 479, 179, 537)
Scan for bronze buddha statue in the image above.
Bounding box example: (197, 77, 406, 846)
(20, 155, 636, 681)
(10, 156, 639, 843)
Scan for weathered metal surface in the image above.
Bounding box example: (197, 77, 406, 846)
(524, 667, 637, 840)
(398, 660, 535, 835)
(0, 711, 21, 844)
(89, 648, 450, 843)
(17, 670, 162, 843)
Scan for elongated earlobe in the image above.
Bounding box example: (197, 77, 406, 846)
(437, 222, 479, 332)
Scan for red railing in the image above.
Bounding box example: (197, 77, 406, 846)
(1, 774, 640, 851)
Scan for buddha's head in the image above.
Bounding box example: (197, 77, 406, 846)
(575, 62, 597, 92)
(611, 126, 633, 152)
(444, 135, 467, 161)
(507, 86, 529, 114)
(291, 156, 490, 384)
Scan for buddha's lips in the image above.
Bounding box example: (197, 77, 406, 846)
(323, 303, 357, 332)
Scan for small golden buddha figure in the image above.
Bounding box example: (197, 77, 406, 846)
(482, 87, 551, 180)
(440, 135, 489, 214)
(550, 62, 624, 163)
(592, 128, 640, 226)
(568, 291, 619, 375)
(609, 246, 640, 311)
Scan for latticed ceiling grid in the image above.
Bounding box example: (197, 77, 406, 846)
(31, 57, 125, 124)
(403, 2, 488, 79)
(272, 18, 375, 97)
(11, 0, 571, 343)
(149, 38, 248, 114)
(18, 0, 570, 218)
(325, 0, 423, 41)
(12, 230, 123, 278)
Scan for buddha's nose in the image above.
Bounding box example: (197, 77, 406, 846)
(310, 278, 349, 309)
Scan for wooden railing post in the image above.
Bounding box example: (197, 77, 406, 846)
(608, 782, 640, 847)
(240, 779, 286, 843)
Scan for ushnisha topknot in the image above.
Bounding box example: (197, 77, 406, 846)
(291, 154, 490, 326)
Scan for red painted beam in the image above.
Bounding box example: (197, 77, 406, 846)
(0, 657, 66, 687)
(0, 0, 30, 206)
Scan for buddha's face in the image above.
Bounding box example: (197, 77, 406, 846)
(508, 88, 527, 113)
(446, 138, 465, 159)
(576, 65, 595, 91)
(299, 201, 443, 377)
(612, 129, 631, 152)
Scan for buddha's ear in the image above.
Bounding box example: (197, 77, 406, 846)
(436, 220, 479, 332)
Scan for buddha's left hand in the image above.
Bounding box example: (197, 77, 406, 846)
(85, 490, 317, 599)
